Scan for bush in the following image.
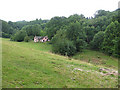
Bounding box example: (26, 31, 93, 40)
(29, 36, 34, 40)
(24, 36, 30, 42)
(75, 38, 87, 52)
(10, 35, 15, 41)
(13, 30, 27, 42)
(52, 39, 76, 56)
(2, 32, 10, 38)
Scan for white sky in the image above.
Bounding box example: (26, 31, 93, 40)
(0, 0, 119, 22)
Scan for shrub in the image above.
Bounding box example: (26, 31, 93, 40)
(75, 38, 87, 52)
(52, 39, 76, 56)
(24, 36, 30, 42)
(29, 36, 34, 40)
(13, 30, 27, 42)
(2, 32, 10, 38)
(10, 35, 15, 41)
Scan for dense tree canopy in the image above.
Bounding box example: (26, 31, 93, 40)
(11, 30, 27, 42)
(1, 9, 119, 57)
(90, 31, 104, 50)
(1, 20, 16, 38)
(21, 24, 41, 36)
(102, 21, 120, 57)
(46, 16, 67, 39)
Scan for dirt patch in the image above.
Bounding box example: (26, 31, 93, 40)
(99, 68, 118, 76)
(91, 58, 101, 64)
(73, 68, 91, 72)
(70, 66, 118, 76)
(74, 68, 84, 71)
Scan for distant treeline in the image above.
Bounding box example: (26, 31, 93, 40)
(1, 9, 120, 58)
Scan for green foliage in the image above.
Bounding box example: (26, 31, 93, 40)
(46, 16, 67, 39)
(51, 29, 67, 44)
(10, 35, 15, 41)
(94, 10, 110, 18)
(8, 19, 49, 30)
(1, 9, 119, 58)
(66, 21, 86, 41)
(13, 30, 27, 42)
(1, 20, 15, 38)
(40, 29, 47, 36)
(66, 21, 87, 52)
(24, 36, 30, 42)
(2, 32, 10, 38)
(90, 31, 104, 50)
(68, 14, 85, 23)
(22, 24, 41, 37)
(52, 39, 76, 56)
(75, 38, 87, 52)
(51, 22, 87, 56)
(83, 25, 95, 43)
(29, 36, 34, 40)
(102, 21, 120, 57)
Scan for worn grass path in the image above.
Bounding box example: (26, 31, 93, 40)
(2, 38, 118, 88)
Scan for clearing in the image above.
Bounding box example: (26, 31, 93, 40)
(2, 38, 118, 88)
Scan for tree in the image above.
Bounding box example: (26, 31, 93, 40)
(102, 21, 120, 57)
(75, 38, 87, 52)
(52, 39, 76, 56)
(90, 31, 104, 50)
(68, 14, 85, 23)
(2, 20, 15, 38)
(24, 36, 30, 42)
(66, 21, 87, 51)
(46, 16, 67, 39)
(21, 24, 41, 38)
(51, 28, 67, 44)
(94, 10, 110, 18)
(66, 21, 86, 41)
(83, 25, 95, 44)
(13, 30, 27, 42)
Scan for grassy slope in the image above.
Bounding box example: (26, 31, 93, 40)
(72, 50, 118, 69)
(2, 38, 118, 88)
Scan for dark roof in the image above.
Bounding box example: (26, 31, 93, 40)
(35, 36, 48, 40)
(35, 36, 44, 39)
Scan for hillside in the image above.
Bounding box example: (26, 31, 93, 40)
(2, 38, 118, 88)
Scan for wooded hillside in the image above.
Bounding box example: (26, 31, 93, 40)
(1, 9, 120, 58)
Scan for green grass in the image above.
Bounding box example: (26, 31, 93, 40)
(72, 50, 118, 69)
(2, 38, 118, 88)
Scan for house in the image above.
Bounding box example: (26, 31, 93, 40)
(34, 36, 50, 42)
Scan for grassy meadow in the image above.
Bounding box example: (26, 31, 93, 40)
(2, 38, 118, 88)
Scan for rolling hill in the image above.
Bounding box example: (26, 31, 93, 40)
(2, 38, 118, 88)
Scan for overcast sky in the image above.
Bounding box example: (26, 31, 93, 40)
(0, 0, 119, 22)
